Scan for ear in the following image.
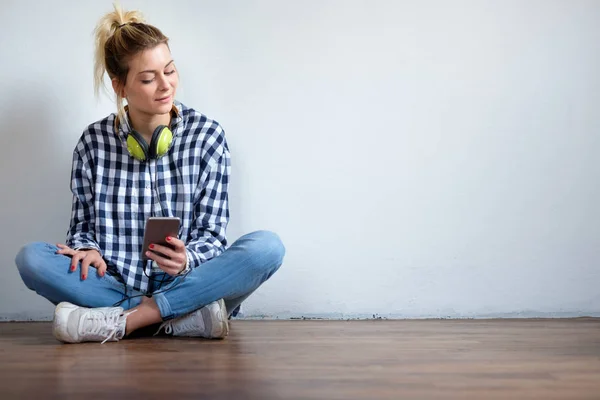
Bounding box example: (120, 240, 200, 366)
(111, 78, 126, 98)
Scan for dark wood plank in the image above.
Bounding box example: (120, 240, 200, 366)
(0, 319, 599, 399)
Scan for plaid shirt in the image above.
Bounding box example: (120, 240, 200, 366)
(66, 100, 230, 293)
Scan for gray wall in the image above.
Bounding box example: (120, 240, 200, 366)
(1, 0, 598, 320)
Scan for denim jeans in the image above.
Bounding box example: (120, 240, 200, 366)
(15, 230, 285, 320)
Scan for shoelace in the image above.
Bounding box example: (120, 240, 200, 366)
(82, 308, 138, 344)
(169, 317, 203, 335)
(154, 311, 205, 336)
(155, 320, 174, 336)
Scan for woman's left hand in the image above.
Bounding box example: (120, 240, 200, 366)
(146, 236, 188, 276)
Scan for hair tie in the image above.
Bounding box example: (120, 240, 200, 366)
(118, 22, 128, 28)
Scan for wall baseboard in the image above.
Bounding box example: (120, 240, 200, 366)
(2, 311, 599, 322)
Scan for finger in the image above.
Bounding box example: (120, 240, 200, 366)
(158, 261, 184, 276)
(146, 252, 183, 275)
(79, 254, 90, 280)
(70, 252, 85, 273)
(165, 236, 185, 251)
(96, 259, 107, 277)
(149, 243, 178, 259)
(146, 250, 171, 265)
(148, 246, 185, 268)
(56, 244, 75, 256)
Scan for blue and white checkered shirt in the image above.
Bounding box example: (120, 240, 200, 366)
(66, 100, 230, 293)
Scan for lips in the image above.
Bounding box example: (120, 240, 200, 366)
(156, 95, 171, 102)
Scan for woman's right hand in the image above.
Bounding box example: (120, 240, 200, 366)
(56, 244, 107, 280)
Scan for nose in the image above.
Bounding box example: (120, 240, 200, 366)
(157, 74, 170, 91)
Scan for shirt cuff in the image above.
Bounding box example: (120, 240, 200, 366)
(185, 247, 200, 269)
(72, 244, 101, 255)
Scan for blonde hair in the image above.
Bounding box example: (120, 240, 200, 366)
(93, 3, 169, 125)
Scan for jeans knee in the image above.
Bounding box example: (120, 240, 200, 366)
(246, 230, 286, 271)
(15, 242, 52, 284)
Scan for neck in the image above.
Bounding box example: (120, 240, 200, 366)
(128, 107, 171, 143)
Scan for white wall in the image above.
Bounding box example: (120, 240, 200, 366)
(1, 0, 598, 320)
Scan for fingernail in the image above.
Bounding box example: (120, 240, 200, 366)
(71, 266, 75, 272)
(82, 275, 86, 280)
(100, 271, 104, 277)
(166, 236, 172, 241)
(149, 244, 154, 249)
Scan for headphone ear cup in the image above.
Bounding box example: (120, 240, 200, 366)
(127, 130, 150, 162)
(150, 125, 174, 159)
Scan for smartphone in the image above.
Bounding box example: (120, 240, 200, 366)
(141, 217, 181, 261)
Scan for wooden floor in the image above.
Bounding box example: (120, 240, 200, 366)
(1, 319, 599, 399)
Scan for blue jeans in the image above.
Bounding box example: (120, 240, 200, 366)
(15, 230, 285, 320)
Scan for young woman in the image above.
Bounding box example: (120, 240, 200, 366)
(14, 5, 285, 344)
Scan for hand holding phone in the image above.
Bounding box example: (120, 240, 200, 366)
(142, 217, 188, 276)
(141, 217, 181, 261)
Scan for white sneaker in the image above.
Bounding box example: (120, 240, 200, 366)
(53, 302, 135, 344)
(158, 299, 229, 339)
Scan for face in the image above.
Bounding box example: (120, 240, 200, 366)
(114, 43, 179, 117)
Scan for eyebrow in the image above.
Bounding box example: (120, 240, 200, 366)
(137, 60, 175, 75)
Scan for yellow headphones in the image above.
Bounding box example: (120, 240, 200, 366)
(126, 125, 174, 162)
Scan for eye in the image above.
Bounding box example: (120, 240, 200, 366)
(141, 79, 154, 84)
(165, 70, 176, 75)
